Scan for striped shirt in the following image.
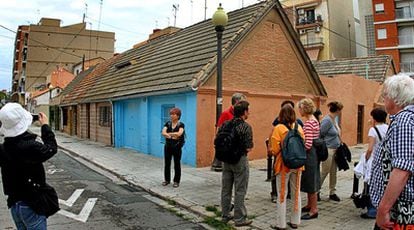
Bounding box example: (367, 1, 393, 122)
(303, 119, 320, 150)
(370, 105, 414, 207)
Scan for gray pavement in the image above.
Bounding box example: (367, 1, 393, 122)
(42, 126, 375, 230)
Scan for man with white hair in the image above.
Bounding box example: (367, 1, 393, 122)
(0, 103, 58, 229)
(369, 74, 414, 229)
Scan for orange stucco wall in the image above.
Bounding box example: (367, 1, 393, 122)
(195, 10, 324, 167)
(196, 90, 321, 167)
(319, 75, 382, 145)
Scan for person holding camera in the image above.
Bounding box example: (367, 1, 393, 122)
(0, 103, 58, 229)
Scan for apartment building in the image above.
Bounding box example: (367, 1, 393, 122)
(373, 0, 414, 74)
(11, 18, 115, 104)
(280, 0, 356, 60)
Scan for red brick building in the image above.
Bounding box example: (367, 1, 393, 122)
(373, 0, 414, 74)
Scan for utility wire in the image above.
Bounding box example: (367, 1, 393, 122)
(25, 25, 89, 91)
(85, 16, 146, 35)
(279, 2, 377, 54)
(0, 24, 83, 59)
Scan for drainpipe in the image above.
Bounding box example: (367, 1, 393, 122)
(109, 100, 114, 147)
(365, 62, 369, 79)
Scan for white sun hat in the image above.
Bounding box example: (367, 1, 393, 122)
(0, 103, 33, 137)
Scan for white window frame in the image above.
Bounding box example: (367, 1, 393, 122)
(375, 3, 385, 13)
(377, 28, 387, 39)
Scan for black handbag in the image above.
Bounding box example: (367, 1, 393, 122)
(26, 180, 60, 217)
(313, 138, 328, 162)
(352, 193, 370, 209)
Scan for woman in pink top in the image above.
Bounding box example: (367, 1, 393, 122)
(298, 98, 320, 220)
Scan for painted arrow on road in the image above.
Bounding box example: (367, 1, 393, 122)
(58, 189, 98, 223)
(58, 198, 98, 223)
(59, 189, 84, 207)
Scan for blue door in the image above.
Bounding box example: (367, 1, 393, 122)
(122, 100, 140, 149)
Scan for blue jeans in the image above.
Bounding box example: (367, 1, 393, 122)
(10, 201, 47, 230)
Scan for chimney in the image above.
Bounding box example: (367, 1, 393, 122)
(148, 27, 180, 40)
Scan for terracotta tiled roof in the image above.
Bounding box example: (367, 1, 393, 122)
(65, 0, 325, 103)
(61, 55, 122, 105)
(313, 55, 396, 82)
(50, 68, 75, 89)
(30, 88, 49, 98)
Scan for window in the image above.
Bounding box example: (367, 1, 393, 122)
(160, 104, 175, 142)
(375, 3, 384, 13)
(377, 28, 387, 39)
(99, 106, 111, 127)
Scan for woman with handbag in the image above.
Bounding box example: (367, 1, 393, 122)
(319, 101, 343, 202)
(269, 104, 305, 230)
(161, 107, 185, 188)
(0, 103, 58, 230)
(298, 99, 320, 220)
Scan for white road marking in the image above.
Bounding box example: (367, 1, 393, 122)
(58, 198, 98, 223)
(59, 189, 84, 207)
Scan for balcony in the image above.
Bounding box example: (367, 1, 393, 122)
(396, 8, 414, 20)
(296, 15, 323, 29)
(300, 37, 324, 49)
(398, 35, 414, 47)
(400, 62, 414, 73)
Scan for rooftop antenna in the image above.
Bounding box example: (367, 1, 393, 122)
(204, 0, 207, 20)
(172, 4, 179, 27)
(98, 0, 103, 31)
(190, 0, 193, 24)
(96, 0, 103, 54)
(83, 3, 88, 23)
(37, 9, 40, 23)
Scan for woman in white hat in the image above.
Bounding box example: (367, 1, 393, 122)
(0, 103, 58, 229)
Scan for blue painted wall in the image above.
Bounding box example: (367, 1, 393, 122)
(114, 92, 197, 166)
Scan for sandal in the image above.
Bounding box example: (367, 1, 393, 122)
(162, 181, 170, 186)
(173, 182, 179, 188)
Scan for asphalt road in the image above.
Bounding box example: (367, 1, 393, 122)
(0, 149, 206, 230)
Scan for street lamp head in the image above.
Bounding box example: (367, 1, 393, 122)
(212, 3, 228, 29)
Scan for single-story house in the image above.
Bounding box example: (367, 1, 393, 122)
(61, 0, 327, 167)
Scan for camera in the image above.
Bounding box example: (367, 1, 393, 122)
(32, 114, 39, 122)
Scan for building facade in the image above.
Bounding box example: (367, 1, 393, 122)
(11, 18, 115, 105)
(373, 0, 414, 74)
(280, 0, 356, 60)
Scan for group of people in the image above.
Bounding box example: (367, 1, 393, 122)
(0, 74, 412, 230)
(207, 73, 414, 230)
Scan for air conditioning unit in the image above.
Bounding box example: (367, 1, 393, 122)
(315, 26, 321, 33)
(299, 29, 306, 34)
(298, 9, 305, 15)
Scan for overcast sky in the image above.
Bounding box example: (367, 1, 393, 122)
(0, 0, 259, 91)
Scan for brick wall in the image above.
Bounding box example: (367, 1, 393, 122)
(196, 11, 323, 167)
(89, 103, 97, 141)
(374, 23, 398, 48)
(372, 0, 395, 22)
(203, 12, 318, 96)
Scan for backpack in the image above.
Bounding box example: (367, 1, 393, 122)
(281, 122, 307, 169)
(214, 119, 242, 164)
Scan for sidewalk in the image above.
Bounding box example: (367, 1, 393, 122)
(50, 129, 375, 230)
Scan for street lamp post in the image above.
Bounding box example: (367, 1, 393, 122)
(212, 3, 228, 126)
(211, 4, 228, 171)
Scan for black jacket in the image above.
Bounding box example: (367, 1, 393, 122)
(0, 125, 57, 208)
